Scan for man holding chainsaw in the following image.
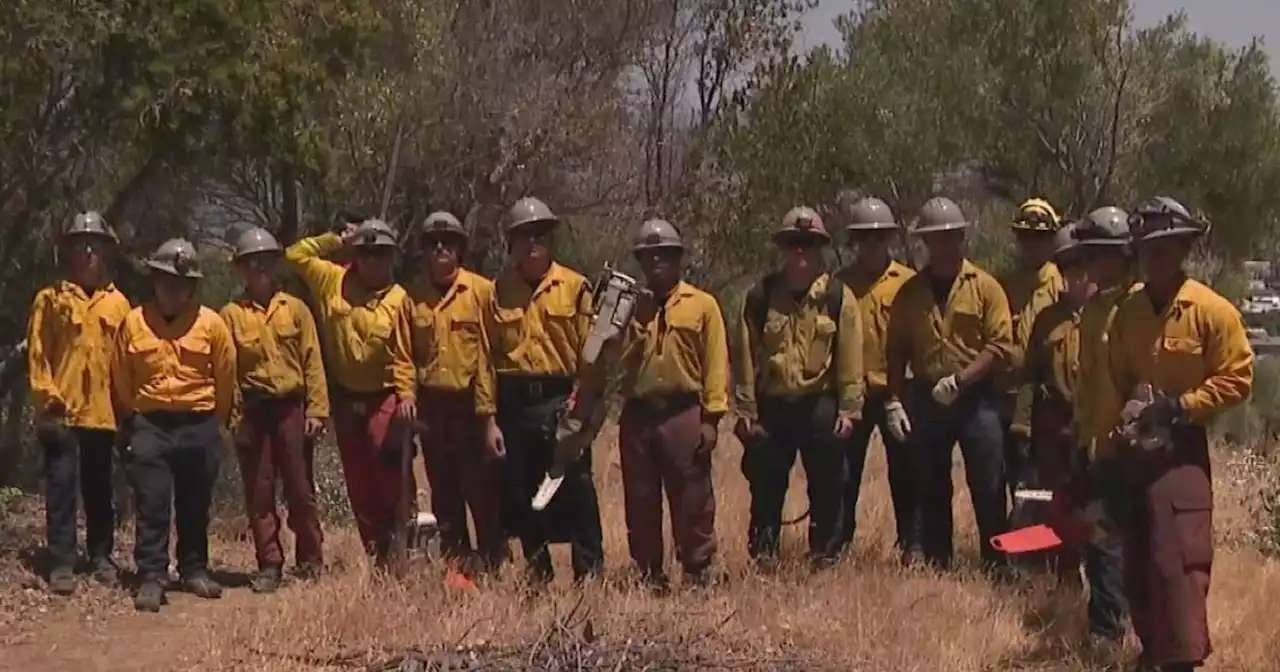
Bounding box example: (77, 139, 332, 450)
(734, 206, 864, 571)
(404, 211, 506, 576)
(885, 197, 1013, 574)
(1070, 205, 1139, 650)
(1106, 197, 1253, 672)
(476, 196, 605, 586)
(834, 196, 917, 559)
(615, 219, 729, 590)
(284, 218, 417, 568)
(1009, 223, 1093, 580)
(999, 198, 1065, 497)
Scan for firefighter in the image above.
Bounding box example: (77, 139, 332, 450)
(734, 206, 864, 570)
(220, 227, 329, 593)
(112, 238, 237, 612)
(475, 197, 605, 586)
(27, 211, 131, 595)
(885, 197, 1013, 572)
(1009, 223, 1093, 578)
(1107, 197, 1253, 671)
(1071, 206, 1137, 649)
(1000, 198, 1065, 494)
(834, 197, 917, 558)
(284, 218, 416, 566)
(404, 211, 505, 576)
(616, 219, 729, 590)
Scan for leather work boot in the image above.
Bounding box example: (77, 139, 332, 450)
(134, 580, 166, 612)
(48, 566, 76, 596)
(183, 573, 224, 599)
(250, 566, 282, 594)
(91, 556, 119, 586)
(295, 561, 323, 581)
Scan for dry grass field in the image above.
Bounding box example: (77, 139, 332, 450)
(2, 424, 1280, 671)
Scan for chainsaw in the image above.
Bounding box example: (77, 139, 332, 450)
(531, 263, 642, 511)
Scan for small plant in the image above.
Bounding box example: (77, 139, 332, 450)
(0, 485, 22, 519)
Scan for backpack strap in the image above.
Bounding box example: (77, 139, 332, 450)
(824, 275, 846, 390)
(743, 273, 779, 398)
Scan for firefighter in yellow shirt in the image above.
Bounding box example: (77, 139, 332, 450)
(1107, 197, 1253, 671)
(284, 218, 416, 567)
(112, 239, 237, 612)
(615, 219, 729, 590)
(27, 211, 131, 595)
(1070, 205, 1136, 649)
(734, 207, 864, 570)
(403, 212, 504, 576)
(220, 228, 329, 593)
(476, 197, 604, 586)
(1000, 198, 1065, 494)
(834, 197, 917, 559)
(885, 197, 1013, 573)
(1009, 223, 1092, 577)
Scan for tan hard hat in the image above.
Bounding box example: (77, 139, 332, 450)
(1074, 206, 1130, 248)
(1012, 198, 1061, 232)
(911, 197, 971, 234)
(352, 219, 398, 247)
(421, 211, 467, 238)
(632, 218, 684, 252)
(504, 197, 560, 234)
(64, 211, 119, 243)
(1053, 223, 1081, 259)
(146, 238, 202, 278)
(1129, 196, 1207, 242)
(233, 227, 281, 260)
(776, 206, 831, 243)
(845, 197, 899, 231)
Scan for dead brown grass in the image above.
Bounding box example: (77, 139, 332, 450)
(2, 425, 1280, 671)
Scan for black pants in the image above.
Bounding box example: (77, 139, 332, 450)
(744, 394, 847, 562)
(127, 412, 220, 581)
(909, 382, 1009, 568)
(842, 388, 915, 553)
(1084, 534, 1127, 639)
(41, 425, 116, 569)
(496, 376, 604, 582)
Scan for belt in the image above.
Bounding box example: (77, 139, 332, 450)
(241, 388, 303, 407)
(626, 391, 699, 415)
(334, 385, 394, 415)
(497, 375, 574, 401)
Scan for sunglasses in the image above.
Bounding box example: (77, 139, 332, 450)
(356, 247, 395, 259)
(775, 234, 821, 250)
(239, 253, 279, 270)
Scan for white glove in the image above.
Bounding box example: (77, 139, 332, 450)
(884, 400, 912, 442)
(931, 374, 962, 406)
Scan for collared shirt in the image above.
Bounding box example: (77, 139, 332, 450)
(617, 281, 730, 415)
(219, 291, 329, 418)
(999, 261, 1064, 392)
(887, 259, 1014, 396)
(1107, 277, 1253, 427)
(112, 303, 237, 426)
(284, 233, 415, 400)
(1076, 279, 1142, 455)
(476, 262, 593, 415)
(837, 260, 916, 390)
(734, 272, 865, 420)
(1011, 299, 1082, 437)
(406, 268, 494, 396)
(26, 281, 132, 430)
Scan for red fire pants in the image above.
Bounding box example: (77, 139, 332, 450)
(235, 396, 323, 569)
(1121, 427, 1213, 667)
(332, 390, 411, 559)
(618, 395, 716, 576)
(418, 387, 505, 568)
(1030, 395, 1082, 577)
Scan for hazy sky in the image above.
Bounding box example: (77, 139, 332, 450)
(800, 0, 1279, 68)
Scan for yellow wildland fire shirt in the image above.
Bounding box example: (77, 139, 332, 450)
(27, 281, 132, 430)
(284, 233, 416, 401)
(219, 291, 329, 419)
(111, 303, 238, 427)
(1107, 277, 1253, 428)
(836, 260, 916, 390)
(998, 262, 1064, 393)
(617, 281, 731, 416)
(476, 262, 594, 416)
(734, 273, 864, 421)
(406, 268, 494, 398)
(887, 259, 1014, 398)
(1011, 299, 1081, 438)
(1076, 279, 1142, 457)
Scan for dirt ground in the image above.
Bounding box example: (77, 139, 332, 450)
(2, 424, 1279, 671)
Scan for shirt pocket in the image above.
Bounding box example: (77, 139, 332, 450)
(232, 328, 266, 372)
(411, 312, 436, 365)
(804, 315, 838, 376)
(176, 333, 213, 378)
(98, 310, 124, 346)
(949, 305, 984, 349)
(1159, 336, 1205, 386)
(665, 307, 703, 365)
(450, 315, 483, 372)
(127, 336, 166, 380)
(492, 306, 525, 357)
